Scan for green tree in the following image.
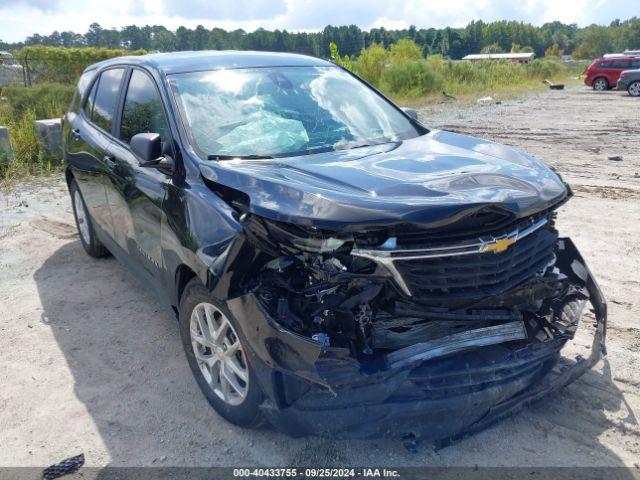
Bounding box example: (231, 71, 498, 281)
(575, 25, 613, 57)
(389, 38, 422, 61)
(85, 23, 104, 47)
(572, 42, 597, 59)
(192, 25, 209, 50)
(329, 42, 353, 70)
(545, 42, 564, 57)
(481, 43, 504, 54)
(151, 26, 176, 51)
(4, 16, 640, 68)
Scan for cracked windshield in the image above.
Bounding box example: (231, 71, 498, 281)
(169, 66, 421, 158)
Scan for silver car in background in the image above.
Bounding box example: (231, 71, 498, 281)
(617, 69, 640, 96)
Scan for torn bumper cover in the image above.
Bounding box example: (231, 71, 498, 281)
(226, 238, 606, 440)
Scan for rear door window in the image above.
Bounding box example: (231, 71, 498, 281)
(611, 60, 631, 69)
(91, 68, 125, 133)
(119, 69, 168, 144)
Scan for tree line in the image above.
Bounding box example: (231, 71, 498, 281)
(1, 18, 639, 60)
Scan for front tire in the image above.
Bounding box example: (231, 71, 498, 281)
(70, 179, 109, 258)
(628, 81, 640, 97)
(179, 279, 264, 427)
(593, 77, 609, 91)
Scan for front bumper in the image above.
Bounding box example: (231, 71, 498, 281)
(226, 238, 607, 441)
(617, 78, 630, 90)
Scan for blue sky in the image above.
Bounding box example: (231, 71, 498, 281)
(0, 0, 637, 42)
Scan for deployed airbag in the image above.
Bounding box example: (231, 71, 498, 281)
(216, 111, 309, 155)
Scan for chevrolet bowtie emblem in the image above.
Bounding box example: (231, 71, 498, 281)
(481, 234, 518, 254)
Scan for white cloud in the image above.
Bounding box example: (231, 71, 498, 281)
(156, 0, 288, 21)
(0, 0, 637, 43)
(0, 0, 60, 10)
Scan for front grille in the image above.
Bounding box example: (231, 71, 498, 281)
(395, 207, 517, 246)
(395, 225, 557, 307)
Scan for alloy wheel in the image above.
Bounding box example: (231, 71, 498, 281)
(629, 82, 640, 97)
(190, 302, 249, 406)
(593, 78, 608, 91)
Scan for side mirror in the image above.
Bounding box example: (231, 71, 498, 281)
(130, 133, 173, 170)
(402, 107, 419, 121)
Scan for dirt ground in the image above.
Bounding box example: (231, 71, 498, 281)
(1, 86, 639, 469)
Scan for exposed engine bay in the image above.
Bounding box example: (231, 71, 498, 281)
(240, 207, 589, 366)
(209, 188, 606, 440)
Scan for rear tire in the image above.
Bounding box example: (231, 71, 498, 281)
(628, 81, 640, 97)
(70, 179, 109, 258)
(179, 279, 264, 428)
(592, 77, 609, 91)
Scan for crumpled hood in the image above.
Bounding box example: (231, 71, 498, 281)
(199, 129, 568, 229)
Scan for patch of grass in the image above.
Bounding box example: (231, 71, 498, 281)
(438, 59, 559, 96)
(382, 57, 575, 100)
(0, 83, 73, 184)
(1, 83, 74, 119)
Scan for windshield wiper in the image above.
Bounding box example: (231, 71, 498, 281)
(206, 141, 397, 160)
(207, 154, 274, 160)
(337, 139, 400, 151)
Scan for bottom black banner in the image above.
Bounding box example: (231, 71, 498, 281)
(0, 467, 639, 480)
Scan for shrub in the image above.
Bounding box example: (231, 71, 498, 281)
(389, 39, 423, 62)
(425, 54, 446, 72)
(353, 43, 388, 86)
(544, 43, 564, 57)
(380, 59, 443, 98)
(0, 102, 42, 181)
(525, 58, 563, 79)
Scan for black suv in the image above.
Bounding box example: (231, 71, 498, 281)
(63, 51, 607, 441)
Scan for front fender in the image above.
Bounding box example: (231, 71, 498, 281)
(161, 182, 242, 306)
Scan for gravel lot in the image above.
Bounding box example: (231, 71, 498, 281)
(1, 86, 639, 468)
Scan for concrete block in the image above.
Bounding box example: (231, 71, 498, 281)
(0, 65, 23, 87)
(34, 118, 62, 161)
(0, 126, 14, 167)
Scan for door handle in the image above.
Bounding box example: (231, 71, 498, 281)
(71, 128, 81, 140)
(103, 155, 117, 169)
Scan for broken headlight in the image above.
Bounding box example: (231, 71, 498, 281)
(243, 214, 382, 352)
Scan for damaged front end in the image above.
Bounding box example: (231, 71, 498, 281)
(207, 204, 607, 441)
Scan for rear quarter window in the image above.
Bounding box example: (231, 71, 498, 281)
(70, 70, 95, 113)
(84, 78, 99, 117)
(91, 68, 125, 133)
